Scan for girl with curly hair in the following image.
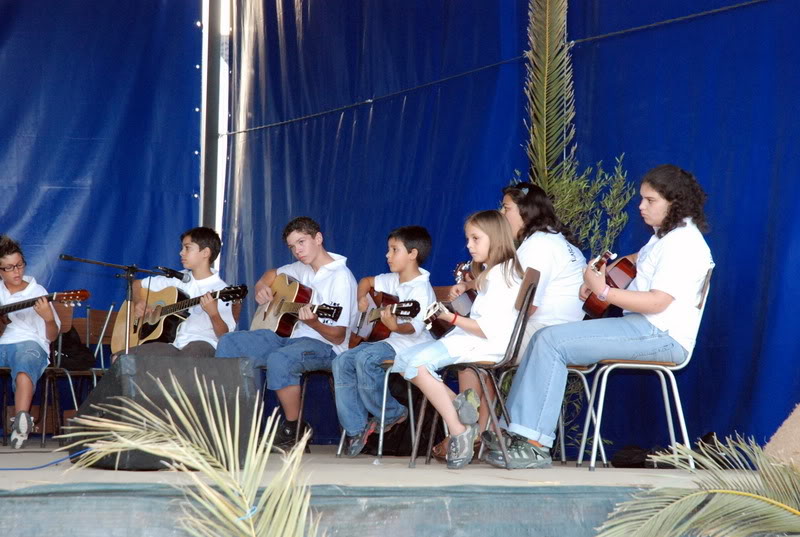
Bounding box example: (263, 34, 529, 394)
(484, 164, 714, 469)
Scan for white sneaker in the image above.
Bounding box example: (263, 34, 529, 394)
(10, 410, 34, 449)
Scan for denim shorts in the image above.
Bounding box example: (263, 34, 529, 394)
(0, 340, 49, 390)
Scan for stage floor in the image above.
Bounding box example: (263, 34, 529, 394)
(1, 440, 697, 490)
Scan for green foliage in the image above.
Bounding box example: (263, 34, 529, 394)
(523, 0, 635, 255)
(59, 372, 317, 537)
(598, 436, 800, 537)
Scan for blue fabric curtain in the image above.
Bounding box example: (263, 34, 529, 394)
(222, 0, 798, 449)
(0, 0, 202, 310)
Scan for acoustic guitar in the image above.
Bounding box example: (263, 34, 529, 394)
(582, 251, 637, 319)
(249, 273, 342, 337)
(111, 285, 248, 353)
(423, 262, 477, 340)
(0, 289, 90, 337)
(350, 291, 421, 346)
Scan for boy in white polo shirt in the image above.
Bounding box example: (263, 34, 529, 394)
(121, 226, 236, 358)
(0, 236, 61, 449)
(215, 217, 358, 450)
(332, 226, 435, 457)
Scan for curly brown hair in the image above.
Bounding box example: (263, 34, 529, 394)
(642, 165, 709, 238)
(0, 235, 24, 261)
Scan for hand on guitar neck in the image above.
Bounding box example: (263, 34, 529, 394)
(581, 251, 637, 319)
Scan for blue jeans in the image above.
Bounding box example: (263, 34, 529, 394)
(504, 314, 688, 448)
(0, 341, 49, 390)
(215, 329, 335, 390)
(332, 341, 406, 436)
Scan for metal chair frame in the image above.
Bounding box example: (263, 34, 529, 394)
(577, 268, 714, 471)
(409, 268, 540, 469)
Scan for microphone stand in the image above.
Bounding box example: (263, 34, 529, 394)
(59, 254, 164, 355)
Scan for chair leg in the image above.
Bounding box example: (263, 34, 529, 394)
(40, 374, 51, 448)
(576, 369, 602, 467)
(573, 372, 608, 467)
(2, 376, 8, 446)
(424, 411, 439, 465)
(336, 428, 347, 458)
(406, 381, 416, 447)
(589, 366, 616, 471)
(296, 375, 311, 453)
(409, 396, 428, 468)
(655, 370, 677, 456)
(666, 370, 695, 470)
(377, 367, 392, 458)
(474, 367, 512, 470)
(558, 410, 567, 464)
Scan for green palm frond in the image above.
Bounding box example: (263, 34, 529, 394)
(58, 371, 317, 537)
(523, 0, 635, 256)
(597, 436, 800, 537)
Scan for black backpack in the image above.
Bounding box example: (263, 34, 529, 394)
(54, 326, 96, 370)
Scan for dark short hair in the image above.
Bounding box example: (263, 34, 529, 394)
(642, 165, 709, 238)
(282, 217, 322, 242)
(0, 235, 24, 262)
(180, 227, 222, 263)
(387, 226, 432, 265)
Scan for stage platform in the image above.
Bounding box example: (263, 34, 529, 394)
(0, 442, 698, 536)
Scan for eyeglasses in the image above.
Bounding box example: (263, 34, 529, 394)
(0, 262, 26, 272)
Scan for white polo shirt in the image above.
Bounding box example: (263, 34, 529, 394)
(277, 253, 358, 355)
(373, 269, 436, 353)
(627, 218, 713, 353)
(140, 270, 236, 349)
(516, 230, 586, 326)
(441, 261, 521, 364)
(0, 275, 61, 354)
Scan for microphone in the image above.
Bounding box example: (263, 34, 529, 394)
(156, 266, 192, 283)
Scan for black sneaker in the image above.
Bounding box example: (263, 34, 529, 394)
(344, 419, 378, 458)
(483, 434, 552, 469)
(273, 420, 312, 451)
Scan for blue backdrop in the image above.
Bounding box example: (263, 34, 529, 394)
(2, 0, 797, 452)
(0, 0, 202, 310)
(221, 0, 799, 448)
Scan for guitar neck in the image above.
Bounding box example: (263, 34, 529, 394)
(278, 301, 321, 315)
(366, 305, 392, 323)
(0, 293, 54, 316)
(158, 289, 224, 317)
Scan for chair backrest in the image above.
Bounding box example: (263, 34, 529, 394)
(493, 268, 541, 369)
(673, 265, 714, 370)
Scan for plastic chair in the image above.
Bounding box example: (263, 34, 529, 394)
(577, 267, 714, 471)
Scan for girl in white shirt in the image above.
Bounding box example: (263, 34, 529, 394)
(484, 164, 713, 469)
(392, 210, 522, 469)
(448, 183, 585, 447)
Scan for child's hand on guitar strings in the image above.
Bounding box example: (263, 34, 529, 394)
(583, 263, 606, 295)
(298, 304, 318, 324)
(199, 292, 219, 316)
(379, 308, 399, 331)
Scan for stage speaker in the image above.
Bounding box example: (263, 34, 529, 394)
(67, 354, 258, 470)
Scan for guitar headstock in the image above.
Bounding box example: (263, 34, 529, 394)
(453, 261, 473, 284)
(316, 303, 343, 322)
(391, 300, 421, 319)
(423, 301, 449, 326)
(55, 289, 90, 307)
(590, 251, 617, 275)
(219, 285, 249, 303)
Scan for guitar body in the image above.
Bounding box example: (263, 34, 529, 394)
(426, 292, 475, 340)
(249, 274, 313, 337)
(111, 287, 189, 354)
(365, 293, 398, 343)
(582, 258, 637, 319)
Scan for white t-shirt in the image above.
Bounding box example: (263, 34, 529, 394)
(0, 275, 61, 354)
(516, 230, 586, 326)
(626, 218, 713, 353)
(373, 269, 436, 353)
(277, 253, 358, 355)
(441, 261, 521, 364)
(140, 270, 236, 349)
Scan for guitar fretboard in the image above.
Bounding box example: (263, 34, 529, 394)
(159, 289, 227, 316)
(0, 293, 55, 316)
(278, 301, 319, 315)
(366, 306, 392, 323)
